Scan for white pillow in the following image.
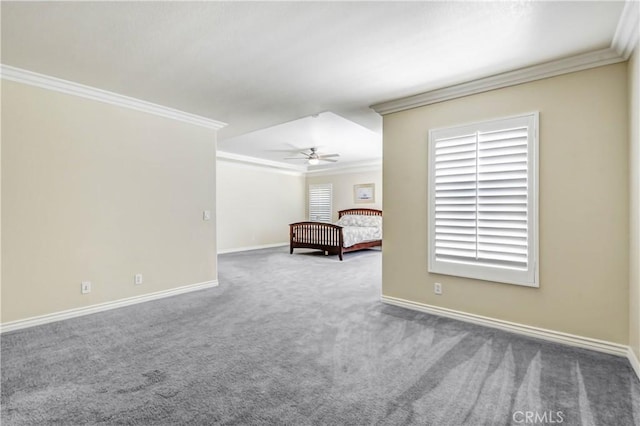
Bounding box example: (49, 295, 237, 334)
(336, 214, 382, 227)
(336, 215, 358, 226)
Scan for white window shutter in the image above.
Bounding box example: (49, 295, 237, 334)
(429, 113, 538, 287)
(309, 184, 333, 222)
(477, 127, 529, 269)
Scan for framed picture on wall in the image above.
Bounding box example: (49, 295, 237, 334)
(354, 183, 375, 203)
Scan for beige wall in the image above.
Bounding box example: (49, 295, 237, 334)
(630, 48, 640, 358)
(0, 79, 3, 317)
(216, 160, 305, 252)
(383, 63, 629, 343)
(1, 81, 218, 323)
(306, 169, 382, 222)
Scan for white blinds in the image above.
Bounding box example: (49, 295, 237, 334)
(309, 184, 332, 222)
(429, 113, 537, 286)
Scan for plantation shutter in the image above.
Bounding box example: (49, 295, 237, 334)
(309, 184, 332, 222)
(429, 113, 537, 287)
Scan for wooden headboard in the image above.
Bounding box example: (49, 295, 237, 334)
(338, 208, 382, 218)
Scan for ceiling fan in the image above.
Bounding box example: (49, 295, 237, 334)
(284, 147, 339, 165)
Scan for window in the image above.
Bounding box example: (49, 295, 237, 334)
(428, 113, 538, 287)
(309, 183, 332, 222)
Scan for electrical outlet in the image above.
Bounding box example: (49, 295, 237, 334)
(81, 281, 92, 294)
(434, 282, 442, 295)
(203, 210, 211, 221)
(134, 274, 143, 285)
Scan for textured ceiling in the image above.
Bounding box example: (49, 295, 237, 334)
(1, 1, 626, 159)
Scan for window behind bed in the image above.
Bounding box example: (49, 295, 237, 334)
(309, 183, 332, 222)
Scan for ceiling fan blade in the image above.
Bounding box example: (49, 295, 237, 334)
(267, 143, 314, 153)
(320, 158, 339, 163)
(284, 157, 306, 160)
(319, 154, 340, 158)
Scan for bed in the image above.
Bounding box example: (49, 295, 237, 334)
(289, 208, 382, 261)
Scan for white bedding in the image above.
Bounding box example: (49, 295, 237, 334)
(335, 215, 382, 247)
(342, 225, 382, 248)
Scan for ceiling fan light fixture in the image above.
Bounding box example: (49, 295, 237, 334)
(308, 158, 320, 165)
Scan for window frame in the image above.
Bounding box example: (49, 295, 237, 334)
(427, 112, 539, 287)
(308, 183, 333, 223)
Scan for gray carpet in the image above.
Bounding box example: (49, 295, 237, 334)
(2, 247, 639, 425)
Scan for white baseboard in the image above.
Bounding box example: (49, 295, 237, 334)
(217, 243, 288, 254)
(1, 280, 218, 333)
(381, 295, 628, 357)
(628, 347, 640, 380)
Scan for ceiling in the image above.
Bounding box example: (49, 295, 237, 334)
(218, 111, 382, 171)
(1, 1, 627, 169)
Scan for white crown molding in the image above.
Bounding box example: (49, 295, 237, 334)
(382, 295, 628, 357)
(305, 160, 382, 177)
(371, 48, 625, 115)
(372, 2, 638, 116)
(0, 280, 218, 333)
(217, 151, 382, 177)
(218, 242, 288, 254)
(612, 0, 640, 59)
(0, 64, 227, 130)
(217, 151, 306, 175)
